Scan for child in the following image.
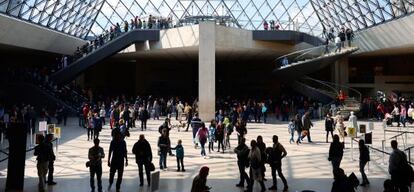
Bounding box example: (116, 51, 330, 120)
(288, 118, 295, 144)
(208, 120, 216, 153)
(171, 139, 185, 172)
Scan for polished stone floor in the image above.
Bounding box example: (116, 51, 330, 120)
(0, 117, 410, 192)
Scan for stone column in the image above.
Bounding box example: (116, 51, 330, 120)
(333, 57, 349, 93)
(198, 22, 216, 121)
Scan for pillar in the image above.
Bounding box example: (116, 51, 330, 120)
(198, 22, 216, 121)
(333, 57, 349, 93)
(6, 122, 27, 191)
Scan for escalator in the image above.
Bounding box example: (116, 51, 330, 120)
(273, 44, 359, 80)
(51, 29, 160, 84)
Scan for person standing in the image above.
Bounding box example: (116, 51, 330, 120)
(328, 134, 344, 170)
(171, 139, 185, 172)
(132, 134, 153, 186)
(234, 138, 250, 188)
(216, 123, 225, 153)
(93, 113, 102, 139)
(236, 119, 247, 145)
(389, 140, 411, 192)
(45, 134, 56, 185)
(196, 123, 209, 157)
(301, 112, 313, 142)
(99, 106, 106, 125)
(335, 35, 342, 53)
(267, 135, 288, 192)
(208, 120, 217, 153)
(88, 138, 105, 192)
(325, 113, 335, 143)
(139, 106, 149, 131)
(348, 111, 358, 131)
(391, 104, 400, 127)
(359, 139, 370, 186)
(158, 128, 170, 170)
(34, 135, 52, 192)
(107, 131, 128, 192)
(245, 139, 266, 192)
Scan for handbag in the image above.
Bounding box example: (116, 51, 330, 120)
(301, 130, 308, 137)
(85, 161, 91, 168)
(149, 162, 155, 171)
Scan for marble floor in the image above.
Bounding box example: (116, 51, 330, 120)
(0, 117, 411, 192)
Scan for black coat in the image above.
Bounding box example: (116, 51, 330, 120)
(132, 139, 152, 164)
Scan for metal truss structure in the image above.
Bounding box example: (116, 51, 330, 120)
(0, 0, 322, 39)
(311, 0, 414, 33)
(3, 0, 414, 39)
(0, 0, 104, 38)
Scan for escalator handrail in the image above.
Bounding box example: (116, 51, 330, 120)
(298, 77, 340, 97)
(303, 76, 362, 103)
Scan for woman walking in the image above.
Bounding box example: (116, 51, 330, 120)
(196, 123, 209, 157)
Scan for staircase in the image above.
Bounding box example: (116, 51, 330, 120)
(51, 29, 160, 84)
(291, 76, 362, 117)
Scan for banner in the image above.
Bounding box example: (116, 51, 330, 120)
(47, 124, 55, 134)
(359, 124, 366, 134)
(54, 127, 61, 138)
(39, 121, 47, 132)
(348, 127, 357, 138)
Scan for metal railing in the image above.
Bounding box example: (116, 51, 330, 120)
(275, 36, 360, 69)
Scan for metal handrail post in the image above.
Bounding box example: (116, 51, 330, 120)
(381, 140, 386, 165)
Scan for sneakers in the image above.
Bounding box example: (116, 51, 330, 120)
(236, 184, 244, 187)
(47, 181, 57, 185)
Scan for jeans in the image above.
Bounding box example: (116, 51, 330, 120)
(200, 142, 206, 156)
(209, 141, 214, 152)
(289, 129, 295, 142)
(237, 161, 249, 186)
(296, 130, 302, 143)
(109, 164, 124, 190)
(138, 162, 151, 185)
(359, 161, 369, 184)
(90, 164, 102, 192)
(271, 164, 288, 188)
(176, 157, 184, 170)
(159, 152, 167, 169)
(400, 116, 406, 127)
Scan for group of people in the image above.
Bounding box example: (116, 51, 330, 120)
(235, 135, 288, 192)
(263, 20, 280, 31)
(323, 26, 354, 54)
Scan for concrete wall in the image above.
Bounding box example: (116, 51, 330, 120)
(0, 14, 86, 54)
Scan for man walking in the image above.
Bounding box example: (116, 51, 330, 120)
(108, 131, 128, 192)
(88, 138, 105, 192)
(267, 135, 288, 192)
(234, 138, 250, 188)
(132, 134, 153, 186)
